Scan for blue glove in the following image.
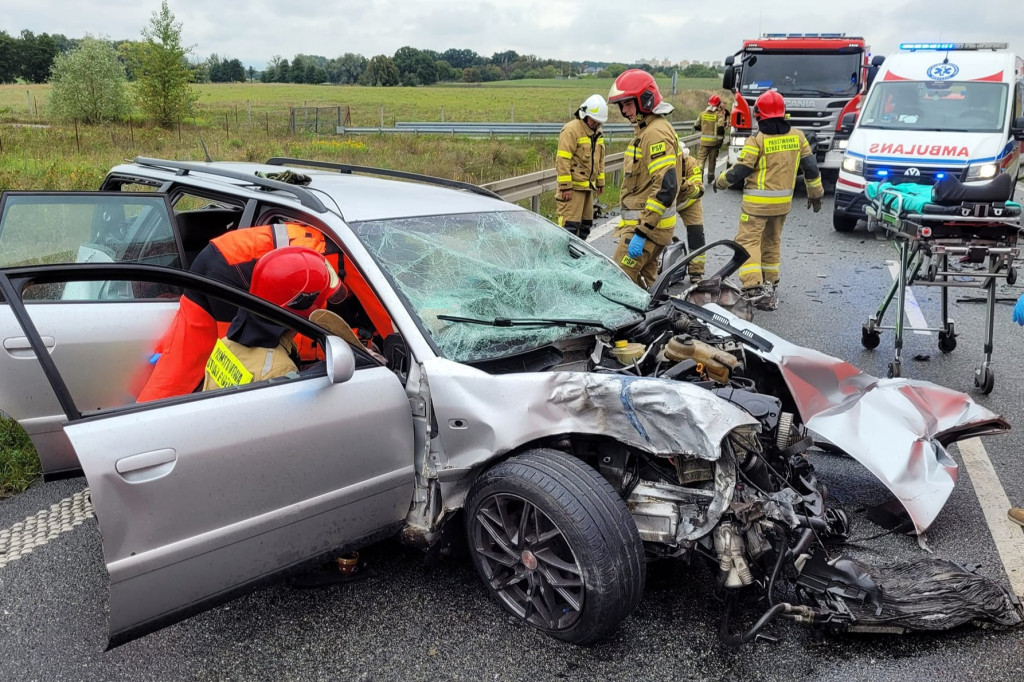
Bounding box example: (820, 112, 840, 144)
(1014, 292, 1024, 325)
(627, 234, 646, 259)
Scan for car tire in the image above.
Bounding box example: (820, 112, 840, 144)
(465, 448, 645, 644)
(833, 213, 858, 232)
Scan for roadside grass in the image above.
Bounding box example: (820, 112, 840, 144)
(0, 417, 40, 499)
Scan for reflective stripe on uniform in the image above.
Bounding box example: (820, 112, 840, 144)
(557, 150, 573, 159)
(742, 194, 794, 205)
(647, 155, 677, 173)
(762, 262, 780, 272)
(577, 137, 592, 144)
(700, 136, 720, 143)
(272, 223, 290, 249)
(645, 198, 668, 215)
(738, 263, 762, 277)
(572, 181, 591, 189)
(679, 197, 697, 209)
(597, 138, 605, 145)
(805, 176, 823, 188)
(597, 172, 605, 181)
(557, 174, 572, 182)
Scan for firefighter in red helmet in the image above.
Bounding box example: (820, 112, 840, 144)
(202, 246, 345, 390)
(608, 69, 679, 286)
(714, 89, 823, 311)
(694, 94, 728, 183)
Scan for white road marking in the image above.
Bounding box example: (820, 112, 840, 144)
(586, 216, 619, 243)
(885, 260, 933, 335)
(957, 438, 1024, 599)
(0, 489, 93, 570)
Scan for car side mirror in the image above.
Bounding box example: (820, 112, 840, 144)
(324, 335, 355, 384)
(724, 55, 735, 67)
(722, 66, 735, 91)
(840, 112, 857, 135)
(871, 55, 885, 67)
(1012, 116, 1024, 141)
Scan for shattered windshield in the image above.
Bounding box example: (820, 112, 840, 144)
(353, 210, 650, 362)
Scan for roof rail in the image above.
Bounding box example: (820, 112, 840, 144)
(266, 157, 502, 201)
(133, 157, 328, 213)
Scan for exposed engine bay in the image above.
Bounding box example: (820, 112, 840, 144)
(455, 275, 1021, 643)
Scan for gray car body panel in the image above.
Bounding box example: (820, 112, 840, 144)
(703, 304, 1009, 534)
(65, 366, 415, 642)
(0, 301, 178, 474)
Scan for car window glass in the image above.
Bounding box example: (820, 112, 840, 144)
(352, 210, 648, 362)
(0, 193, 182, 300)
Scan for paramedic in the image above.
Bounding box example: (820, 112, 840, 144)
(714, 89, 823, 310)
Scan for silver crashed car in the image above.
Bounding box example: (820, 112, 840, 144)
(0, 157, 1018, 647)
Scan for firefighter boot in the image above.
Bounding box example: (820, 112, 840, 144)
(563, 220, 584, 239)
(579, 219, 594, 242)
(686, 223, 706, 282)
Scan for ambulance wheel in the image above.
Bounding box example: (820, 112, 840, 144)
(974, 366, 995, 395)
(833, 213, 858, 233)
(937, 331, 957, 353)
(861, 327, 881, 350)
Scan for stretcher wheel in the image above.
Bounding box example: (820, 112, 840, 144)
(887, 361, 901, 379)
(1007, 267, 1017, 286)
(974, 366, 995, 395)
(937, 331, 957, 353)
(861, 327, 881, 350)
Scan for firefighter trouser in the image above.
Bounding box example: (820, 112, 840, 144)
(735, 212, 786, 288)
(696, 145, 721, 178)
(556, 189, 594, 240)
(678, 201, 706, 277)
(613, 230, 664, 287)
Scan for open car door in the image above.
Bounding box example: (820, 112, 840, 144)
(0, 192, 185, 476)
(0, 264, 416, 647)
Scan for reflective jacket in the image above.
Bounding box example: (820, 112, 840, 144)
(556, 118, 605, 191)
(695, 106, 728, 147)
(723, 123, 824, 216)
(677, 151, 705, 211)
(618, 114, 679, 246)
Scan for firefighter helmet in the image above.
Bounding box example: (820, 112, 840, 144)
(250, 246, 346, 318)
(708, 94, 722, 107)
(754, 90, 786, 120)
(578, 94, 608, 123)
(608, 69, 662, 114)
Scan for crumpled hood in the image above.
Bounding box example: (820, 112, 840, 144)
(704, 304, 1009, 534)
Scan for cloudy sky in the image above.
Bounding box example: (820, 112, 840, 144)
(3, 0, 1022, 68)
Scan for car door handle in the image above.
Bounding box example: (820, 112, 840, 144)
(3, 336, 56, 358)
(115, 449, 177, 483)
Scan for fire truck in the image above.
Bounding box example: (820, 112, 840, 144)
(722, 34, 882, 192)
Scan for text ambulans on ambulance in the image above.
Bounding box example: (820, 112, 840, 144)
(833, 43, 1024, 232)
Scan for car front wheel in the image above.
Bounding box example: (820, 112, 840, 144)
(465, 449, 645, 644)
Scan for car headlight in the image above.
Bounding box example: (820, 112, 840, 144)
(842, 156, 863, 175)
(731, 136, 747, 147)
(834, 139, 849, 150)
(965, 163, 998, 180)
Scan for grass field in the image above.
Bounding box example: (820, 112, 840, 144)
(0, 76, 721, 496)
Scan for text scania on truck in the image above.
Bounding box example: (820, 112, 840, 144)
(833, 42, 1024, 232)
(722, 33, 879, 193)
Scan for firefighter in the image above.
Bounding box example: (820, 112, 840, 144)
(203, 246, 345, 391)
(714, 89, 823, 311)
(694, 94, 728, 183)
(555, 94, 608, 240)
(607, 69, 679, 286)
(137, 223, 333, 402)
(676, 144, 707, 282)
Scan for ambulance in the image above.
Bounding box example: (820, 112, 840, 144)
(832, 42, 1024, 232)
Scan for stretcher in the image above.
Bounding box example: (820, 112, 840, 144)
(862, 175, 1022, 393)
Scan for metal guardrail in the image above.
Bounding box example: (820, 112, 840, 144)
(481, 132, 703, 209)
(337, 120, 696, 138)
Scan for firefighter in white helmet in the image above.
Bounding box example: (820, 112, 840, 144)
(555, 94, 608, 240)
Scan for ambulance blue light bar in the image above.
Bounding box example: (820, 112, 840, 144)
(899, 42, 1008, 51)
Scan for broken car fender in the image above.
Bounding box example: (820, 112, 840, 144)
(703, 304, 1010, 534)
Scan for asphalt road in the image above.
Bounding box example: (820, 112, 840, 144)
(3, 183, 1024, 681)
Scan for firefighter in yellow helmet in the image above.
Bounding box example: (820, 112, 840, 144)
(555, 94, 608, 240)
(608, 70, 679, 286)
(694, 94, 728, 183)
(714, 90, 823, 311)
(676, 144, 707, 282)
